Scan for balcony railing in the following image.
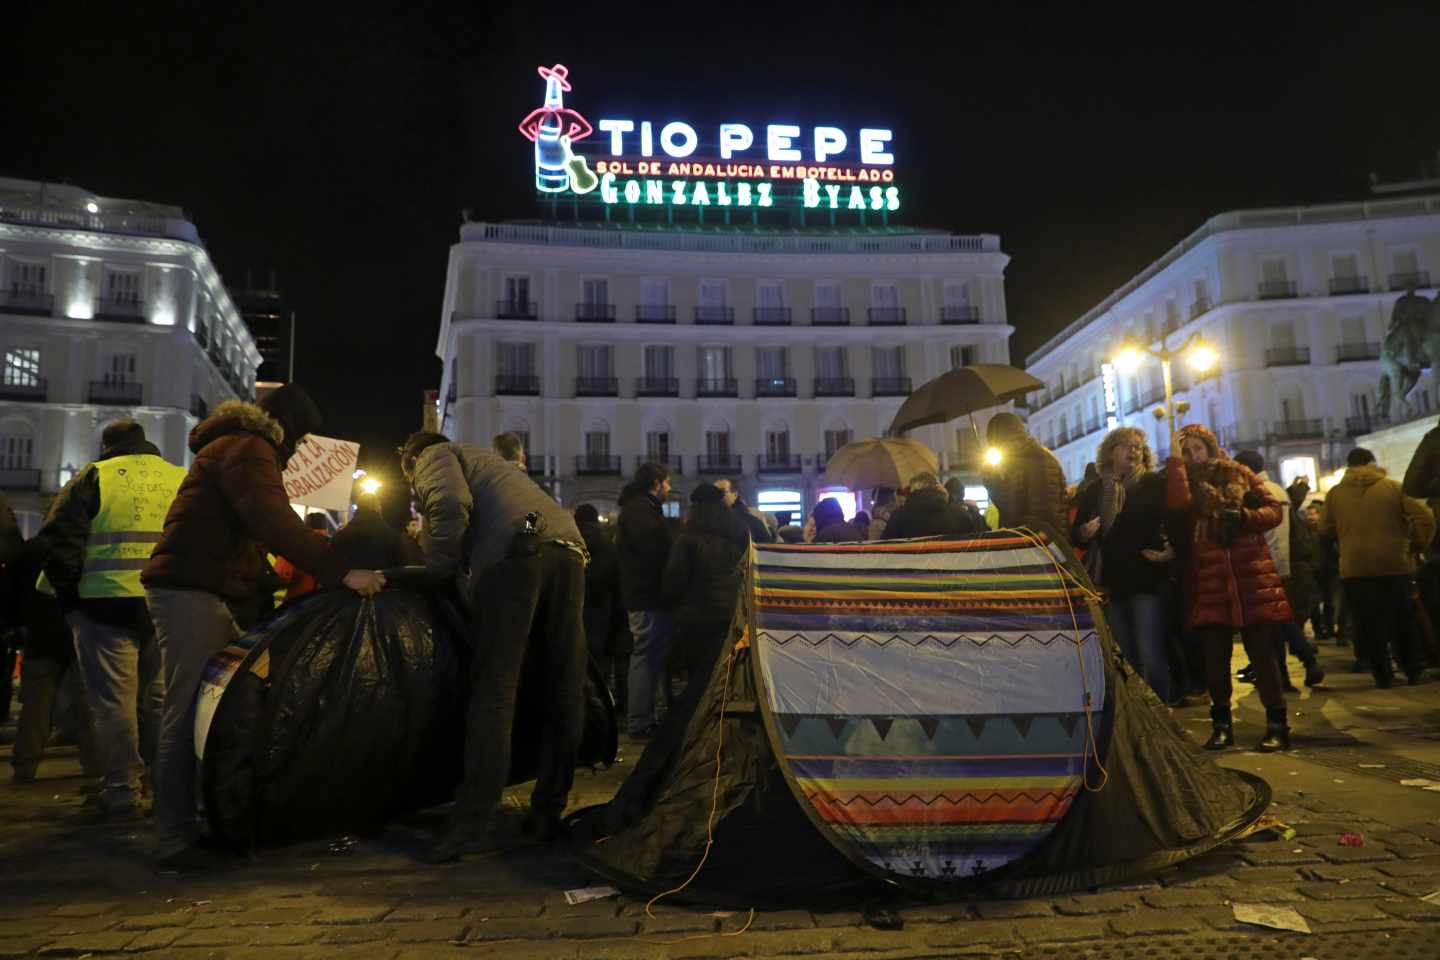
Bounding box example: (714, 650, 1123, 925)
(496, 299, 537, 320)
(0, 379, 46, 402)
(636, 304, 676, 323)
(1082, 416, 1103, 436)
(88, 380, 142, 404)
(1269, 419, 1325, 440)
(1257, 280, 1297, 300)
(1390, 270, 1431, 291)
(697, 454, 742, 474)
(811, 307, 850, 326)
(1336, 342, 1381, 363)
(755, 377, 797, 397)
(697, 377, 738, 397)
(1345, 414, 1386, 436)
(0, 290, 54, 316)
(753, 307, 792, 326)
(636, 376, 679, 397)
(756, 454, 802, 473)
(0, 468, 41, 490)
(868, 307, 907, 325)
(1190, 298, 1211, 320)
(1329, 276, 1370, 295)
(574, 302, 615, 322)
(575, 376, 618, 397)
(939, 305, 980, 324)
(814, 377, 855, 397)
(495, 374, 540, 395)
(643, 454, 684, 475)
(93, 296, 146, 322)
(574, 454, 622, 475)
(695, 306, 735, 325)
(190, 395, 208, 419)
(1264, 346, 1311, 367)
(871, 377, 912, 396)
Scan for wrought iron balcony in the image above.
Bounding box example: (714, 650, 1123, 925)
(697, 454, 742, 474)
(1335, 342, 1381, 363)
(697, 378, 738, 397)
(93, 296, 146, 322)
(1257, 280, 1297, 300)
(1264, 346, 1311, 367)
(1329, 275, 1369, 295)
(695, 306, 734, 325)
(88, 380, 142, 404)
(636, 304, 676, 323)
(1390, 270, 1431, 291)
(814, 377, 855, 397)
(757, 454, 802, 474)
(0, 378, 46, 402)
(574, 302, 615, 322)
(753, 307, 792, 326)
(496, 299, 537, 320)
(939, 305, 980, 324)
(867, 307, 907, 325)
(871, 377, 912, 397)
(0, 468, 41, 490)
(755, 377, 797, 397)
(636, 376, 679, 397)
(0, 290, 54, 316)
(574, 454, 622, 475)
(1270, 419, 1324, 439)
(810, 307, 850, 326)
(575, 376, 618, 397)
(190, 394, 208, 419)
(495, 374, 540, 395)
(1345, 414, 1386, 435)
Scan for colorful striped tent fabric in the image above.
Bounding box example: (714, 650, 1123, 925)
(751, 530, 1107, 882)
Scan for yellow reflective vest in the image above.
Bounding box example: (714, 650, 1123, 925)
(78, 454, 187, 599)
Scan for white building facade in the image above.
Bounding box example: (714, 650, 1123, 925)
(0, 178, 260, 523)
(1025, 194, 1440, 488)
(435, 221, 1011, 514)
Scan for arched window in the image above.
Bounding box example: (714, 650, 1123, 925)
(764, 419, 791, 466)
(645, 419, 672, 463)
(0, 418, 36, 478)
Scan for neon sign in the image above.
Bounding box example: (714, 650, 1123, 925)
(520, 64, 901, 213)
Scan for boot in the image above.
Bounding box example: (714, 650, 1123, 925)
(1256, 706, 1291, 752)
(1204, 706, 1234, 751)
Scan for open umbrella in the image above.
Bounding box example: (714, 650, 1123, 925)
(888, 364, 1045, 439)
(822, 437, 939, 490)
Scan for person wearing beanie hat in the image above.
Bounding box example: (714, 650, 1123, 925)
(1165, 425, 1293, 751)
(981, 411, 1071, 540)
(142, 389, 385, 871)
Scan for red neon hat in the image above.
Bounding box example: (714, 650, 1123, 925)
(537, 64, 571, 91)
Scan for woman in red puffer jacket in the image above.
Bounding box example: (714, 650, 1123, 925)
(1165, 423, 1292, 752)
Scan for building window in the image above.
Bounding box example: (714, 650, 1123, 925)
(949, 345, 978, 369)
(943, 280, 971, 306)
(646, 428, 671, 461)
(699, 279, 727, 307)
(756, 346, 789, 380)
(765, 426, 790, 459)
(872, 345, 905, 379)
(101, 352, 136, 385)
(584, 427, 610, 458)
(8, 260, 47, 296)
(503, 275, 530, 310)
(816, 346, 848, 379)
(815, 282, 842, 308)
(3, 349, 40, 386)
(871, 282, 899, 308)
(1192, 278, 1211, 312)
(699, 345, 732, 380)
(1331, 253, 1360, 281)
(582, 277, 608, 306)
(1391, 247, 1426, 289)
(578, 344, 612, 379)
(104, 269, 142, 305)
(641, 277, 670, 305)
(823, 427, 852, 456)
(1164, 298, 1179, 330)
(757, 281, 784, 308)
(644, 345, 674, 379)
(705, 429, 731, 458)
(0, 421, 34, 470)
(1340, 316, 1367, 345)
(497, 342, 536, 389)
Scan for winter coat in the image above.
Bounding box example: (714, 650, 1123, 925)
(1321, 464, 1435, 579)
(330, 510, 425, 570)
(813, 519, 863, 543)
(616, 487, 674, 612)
(981, 436, 1070, 540)
(143, 401, 351, 600)
(1164, 455, 1292, 629)
(1071, 471, 1169, 598)
(13, 540, 75, 664)
(1402, 423, 1440, 545)
(410, 442, 583, 586)
(662, 528, 745, 663)
(882, 488, 981, 540)
(1285, 504, 1322, 619)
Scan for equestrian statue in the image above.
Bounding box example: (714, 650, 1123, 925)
(1378, 289, 1440, 418)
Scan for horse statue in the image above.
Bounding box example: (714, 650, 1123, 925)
(1377, 290, 1440, 418)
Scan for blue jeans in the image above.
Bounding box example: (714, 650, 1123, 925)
(1107, 591, 1171, 703)
(626, 610, 672, 735)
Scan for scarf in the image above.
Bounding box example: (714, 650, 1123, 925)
(1086, 468, 1141, 585)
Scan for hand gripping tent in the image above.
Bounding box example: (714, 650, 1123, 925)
(574, 530, 1269, 904)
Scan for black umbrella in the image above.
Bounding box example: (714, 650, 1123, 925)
(888, 364, 1044, 439)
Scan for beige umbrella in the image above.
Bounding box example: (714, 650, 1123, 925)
(888, 364, 1045, 440)
(822, 437, 939, 490)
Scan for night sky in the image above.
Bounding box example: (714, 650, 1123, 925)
(7, 4, 1438, 469)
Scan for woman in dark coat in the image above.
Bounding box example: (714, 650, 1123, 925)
(1165, 423, 1292, 752)
(662, 484, 749, 692)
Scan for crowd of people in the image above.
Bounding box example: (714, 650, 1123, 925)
(4, 386, 1439, 871)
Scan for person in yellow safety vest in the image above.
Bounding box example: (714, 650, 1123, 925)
(30, 421, 186, 822)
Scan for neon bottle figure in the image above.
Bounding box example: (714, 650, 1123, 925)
(518, 65, 593, 194)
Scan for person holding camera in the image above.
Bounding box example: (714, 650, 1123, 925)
(400, 431, 589, 863)
(1165, 424, 1292, 752)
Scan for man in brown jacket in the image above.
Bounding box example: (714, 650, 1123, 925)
(980, 411, 1070, 541)
(1323, 446, 1436, 687)
(141, 385, 385, 871)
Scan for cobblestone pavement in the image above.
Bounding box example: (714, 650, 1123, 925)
(3, 640, 1440, 959)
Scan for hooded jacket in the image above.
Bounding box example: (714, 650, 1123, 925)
(142, 401, 351, 599)
(882, 487, 981, 540)
(1165, 455, 1292, 629)
(980, 436, 1070, 539)
(1322, 464, 1435, 579)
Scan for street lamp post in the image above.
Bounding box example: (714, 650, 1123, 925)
(1113, 333, 1219, 445)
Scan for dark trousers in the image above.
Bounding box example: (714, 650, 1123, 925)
(458, 544, 586, 821)
(1198, 625, 1285, 713)
(1344, 576, 1420, 682)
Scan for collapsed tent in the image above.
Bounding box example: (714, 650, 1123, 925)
(575, 530, 1269, 904)
(196, 576, 617, 848)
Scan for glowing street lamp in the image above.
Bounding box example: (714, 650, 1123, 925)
(983, 447, 1004, 467)
(359, 476, 382, 496)
(1110, 333, 1220, 440)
